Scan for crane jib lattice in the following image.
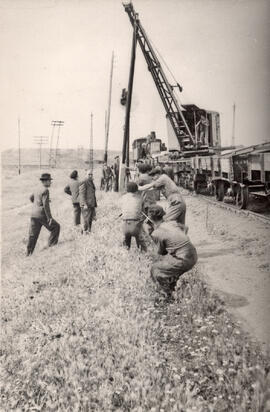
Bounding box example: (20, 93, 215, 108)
(123, 2, 195, 151)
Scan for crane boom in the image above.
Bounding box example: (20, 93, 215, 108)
(123, 2, 195, 151)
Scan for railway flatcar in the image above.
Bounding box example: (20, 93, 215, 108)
(153, 142, 270, 209)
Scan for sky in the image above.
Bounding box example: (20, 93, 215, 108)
(0, 0, 269, 153)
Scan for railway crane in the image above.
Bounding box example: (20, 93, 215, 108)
(123, 2, 270, 210)
(123, 1, 221, 157)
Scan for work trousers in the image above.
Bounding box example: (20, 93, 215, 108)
(73, 203, 81, 226)
(151, 245, 197, 295)
(122, 220, 147, 252)
(164, 194, 186, 225)
(81, 206, 95, 232)
(27, 217, 60, 256)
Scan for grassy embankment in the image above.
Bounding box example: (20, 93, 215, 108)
(1, 169, 269, 411)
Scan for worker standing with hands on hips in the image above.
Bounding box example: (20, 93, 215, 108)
(138, 167, 186, 224)
(79, 170, 97, 234)
(26, 173, 60, 256)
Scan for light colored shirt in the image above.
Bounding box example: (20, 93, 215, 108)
(152, 174, 180, 199)
(152, 221, 191, 255)
(120, 192, 143, 220)
(30, 188, 52, 220)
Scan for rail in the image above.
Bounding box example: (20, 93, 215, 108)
(191, 193, 270, 225)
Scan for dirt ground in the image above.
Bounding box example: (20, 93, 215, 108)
(180, 192, 270, 351)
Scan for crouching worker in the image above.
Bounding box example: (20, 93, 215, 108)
(120, 182, 147, 252)
(148, 205, 197, 298)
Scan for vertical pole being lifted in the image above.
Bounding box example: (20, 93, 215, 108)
(89, 113, 93, 172)
(104, 51, 114, 164)
(119, 20, 137, 191)
(50, 120, 64, 167)
(232, 102, 236, 147)
(18, 117, 21, 174)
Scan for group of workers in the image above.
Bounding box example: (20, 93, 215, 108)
(26, 169, 97, 256)
(26, 162, 197, 300)
(120, 163, 197, 298)
(101, 157, 120, 192)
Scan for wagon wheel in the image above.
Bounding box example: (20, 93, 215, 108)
(235, 186, 249, 209)
(216, 181, 225, 201)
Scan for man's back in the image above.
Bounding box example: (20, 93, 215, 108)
(65, 179, 80, 203)
(152, 221, 191, 254)
(30, 187, 51, 219)
(121, 192, 143, 220)
(138, 173, 160, 204)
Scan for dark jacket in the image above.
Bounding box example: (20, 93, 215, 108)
(30, 188, 52, 220)
(64, 179, 80, 203)
(79, 178, 97, 208)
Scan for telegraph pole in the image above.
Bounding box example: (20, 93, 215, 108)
(33, 136, 48, 169)
(89, 113, 93, 172)
(18, 117, 21, 174)
(49, 120, 64, 167)
(104, 51, 114, 164)
(119, 21, 137, 191)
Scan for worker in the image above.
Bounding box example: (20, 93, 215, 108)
(148, 204, 197, 298)
(79, 170, 97, 234)
(138, 167, 186, 224)
(64, 170, 81, 226)
(120, 182, 147, 252)
(195, 114, 209, 146)
(137, 163, 159, 213)
(113, 156, 120, 192)
(163, 165, 174, 181)
(26, 173, 60, 256)
(101, 163, 113, 191)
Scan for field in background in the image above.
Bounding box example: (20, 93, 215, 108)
(1, 167, 270, 411)
(1, 148, 123, 171)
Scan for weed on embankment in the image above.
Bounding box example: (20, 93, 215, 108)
(1, 171, 269, 411)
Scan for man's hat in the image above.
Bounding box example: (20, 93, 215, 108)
(149, 166, 162, 176)
(70, 170, 78, 179)
(40, 173, 53, 181)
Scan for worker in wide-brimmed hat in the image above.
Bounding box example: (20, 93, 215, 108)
(148, 204, 197, 299)
(64, 170, 81, 226)
(138, 167, 186, 224)
(26, 173, 60, 256)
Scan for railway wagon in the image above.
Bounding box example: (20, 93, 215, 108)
(155, 142, 270, 209)
(213, 143, 270, 209)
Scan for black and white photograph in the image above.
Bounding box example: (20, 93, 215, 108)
(1, 0, 270, 410)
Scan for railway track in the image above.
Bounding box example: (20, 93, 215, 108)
(192, 193, 270, 224)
